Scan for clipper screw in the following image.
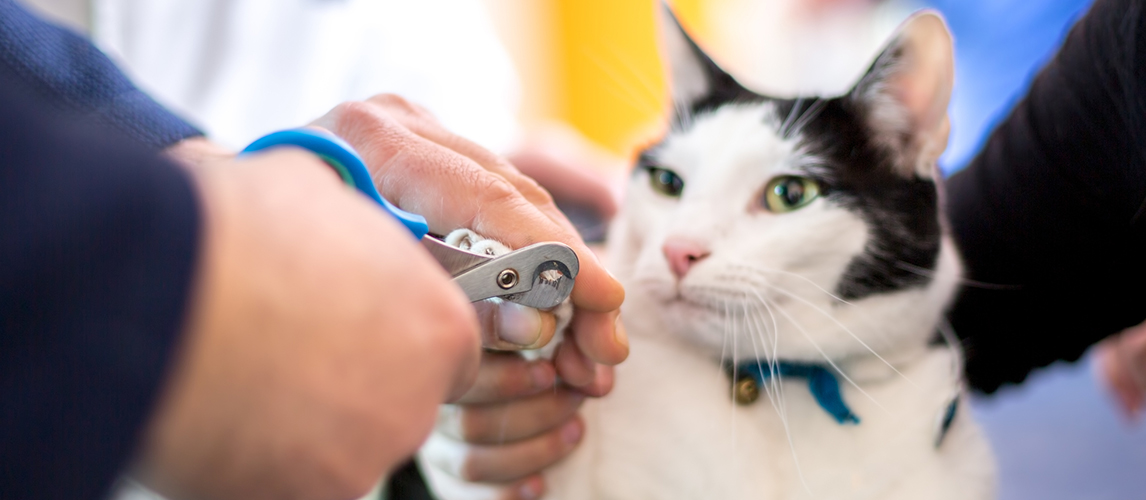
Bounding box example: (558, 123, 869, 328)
(497, 269, 520, 290)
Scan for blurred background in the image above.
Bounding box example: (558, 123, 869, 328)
(22, 0, 1146, 498)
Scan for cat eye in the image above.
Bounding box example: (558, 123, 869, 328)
(761, 175, 820, 213)
(646, 167, 685, 197)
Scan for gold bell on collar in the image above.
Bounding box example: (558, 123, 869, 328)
(733, 375, 760, 405)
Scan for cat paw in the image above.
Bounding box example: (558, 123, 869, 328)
(445, 228, 512, 257)
(444, 229, 572, 357)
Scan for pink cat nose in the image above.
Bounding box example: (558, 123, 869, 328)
(662, 239, 711, 279)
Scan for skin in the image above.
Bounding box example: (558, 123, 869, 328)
(1097, 321, 1146, 423)
(151, 95, 627, 499)
(141, 149, 481, 500)
(311, 96, 627, 497)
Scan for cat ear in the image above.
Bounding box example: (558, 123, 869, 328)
(657, 3, 745, 114)
(849, 11, 954, 179)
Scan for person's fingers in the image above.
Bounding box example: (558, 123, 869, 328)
(500, 475, 546, 500)
(511, 149, 619, 221)
(1098, 340, 1142, 420)
(474, 300, 557, 351)
(341, 95, 625, 314)
(439, 389, 584, 444)
(427, 417, 584, 483)
(314, 98, 626, 366)
(553, 340, 596, 388)
(418, 463, 546, 500)
(575, 364, 616, 398)
(571, 309, 627, 366)
(1098, 333, 1146, 421)
(453, 353, 556, 405)
(463, 417, 584, 483)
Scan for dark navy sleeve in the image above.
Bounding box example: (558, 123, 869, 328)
(0, 0, 201, 149)
(946, 0, 1146, 393)
(0, 65, 201, 498)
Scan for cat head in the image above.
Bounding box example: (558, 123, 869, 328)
(609, 8, 961, 365)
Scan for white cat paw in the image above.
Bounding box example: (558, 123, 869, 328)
(443, 229, 572, 357)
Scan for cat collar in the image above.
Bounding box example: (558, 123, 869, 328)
(725, 360, 860, 425)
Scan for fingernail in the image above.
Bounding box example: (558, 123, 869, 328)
(561, 420, 583, 446)
(497, 301, 543, 347)
(518, 481, 541, 500)
(614, 316, 630, 352)
(530, 362, 554, 389)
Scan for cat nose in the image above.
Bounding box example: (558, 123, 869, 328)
(662, 239, 711, 279)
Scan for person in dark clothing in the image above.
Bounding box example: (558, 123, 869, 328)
(945, 0, 1146, 394)
(0, 2, 627, 499)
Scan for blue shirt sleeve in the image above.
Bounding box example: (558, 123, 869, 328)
(0, 44, 201, 500)
(0, 0, 202, 149)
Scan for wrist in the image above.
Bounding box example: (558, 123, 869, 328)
(164, 137, 235, 168)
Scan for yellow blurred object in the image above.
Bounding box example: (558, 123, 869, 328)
(485, 0, 718, 160)
(553, 0, 713, 158)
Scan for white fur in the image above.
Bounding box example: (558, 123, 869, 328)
(424, 102, 994, 499)
(544, 98, 992, 499)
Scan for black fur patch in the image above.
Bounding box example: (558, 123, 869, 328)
(777, 96, 941, 300)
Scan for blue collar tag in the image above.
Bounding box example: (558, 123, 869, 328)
(727, 360, 860, 425)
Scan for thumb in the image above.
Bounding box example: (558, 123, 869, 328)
(473, 299, 558, 351)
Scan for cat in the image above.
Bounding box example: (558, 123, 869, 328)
(421, 7, 995, 500)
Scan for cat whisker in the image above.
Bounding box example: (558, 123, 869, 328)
(751, 300, 791, 427)
(749, 289, 895, 417)
(892, 260, 1021, 291)
(754, 280, 922, 390)
(787, 97, 828, 138)
(722, 262, 890, 334)
(714, 263, 916, 384)
(779, 97, 805, 138)
(727, 262, 857, 308)
(704, 268, 918, 389)
(742, 293, 813, 496)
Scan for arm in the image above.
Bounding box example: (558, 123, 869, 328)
(0, 71, 200, 499)
(0, 0, 201, 149)
(946, 0, 1146, 393)
(1, 72, 484, 500)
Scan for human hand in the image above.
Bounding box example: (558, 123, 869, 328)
(311, 94, 627, 364)
(311, 95, 627, 497)
(508, 124, 623, 237)
(1097, 321, 1146, 423)
(138, 149, 481, 500)
(417, 351, 616, 500)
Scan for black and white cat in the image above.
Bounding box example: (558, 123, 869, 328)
(424, 8, 995, 500)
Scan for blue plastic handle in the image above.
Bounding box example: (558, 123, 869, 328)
(242, 129, 430, 239)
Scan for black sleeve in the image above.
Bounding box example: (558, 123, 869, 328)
(0, 70, 201, 497)
(946, 0, 1146, 393)
(0, 0, 202, 149)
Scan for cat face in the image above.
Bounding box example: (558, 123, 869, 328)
(609, 9, 961, 364)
